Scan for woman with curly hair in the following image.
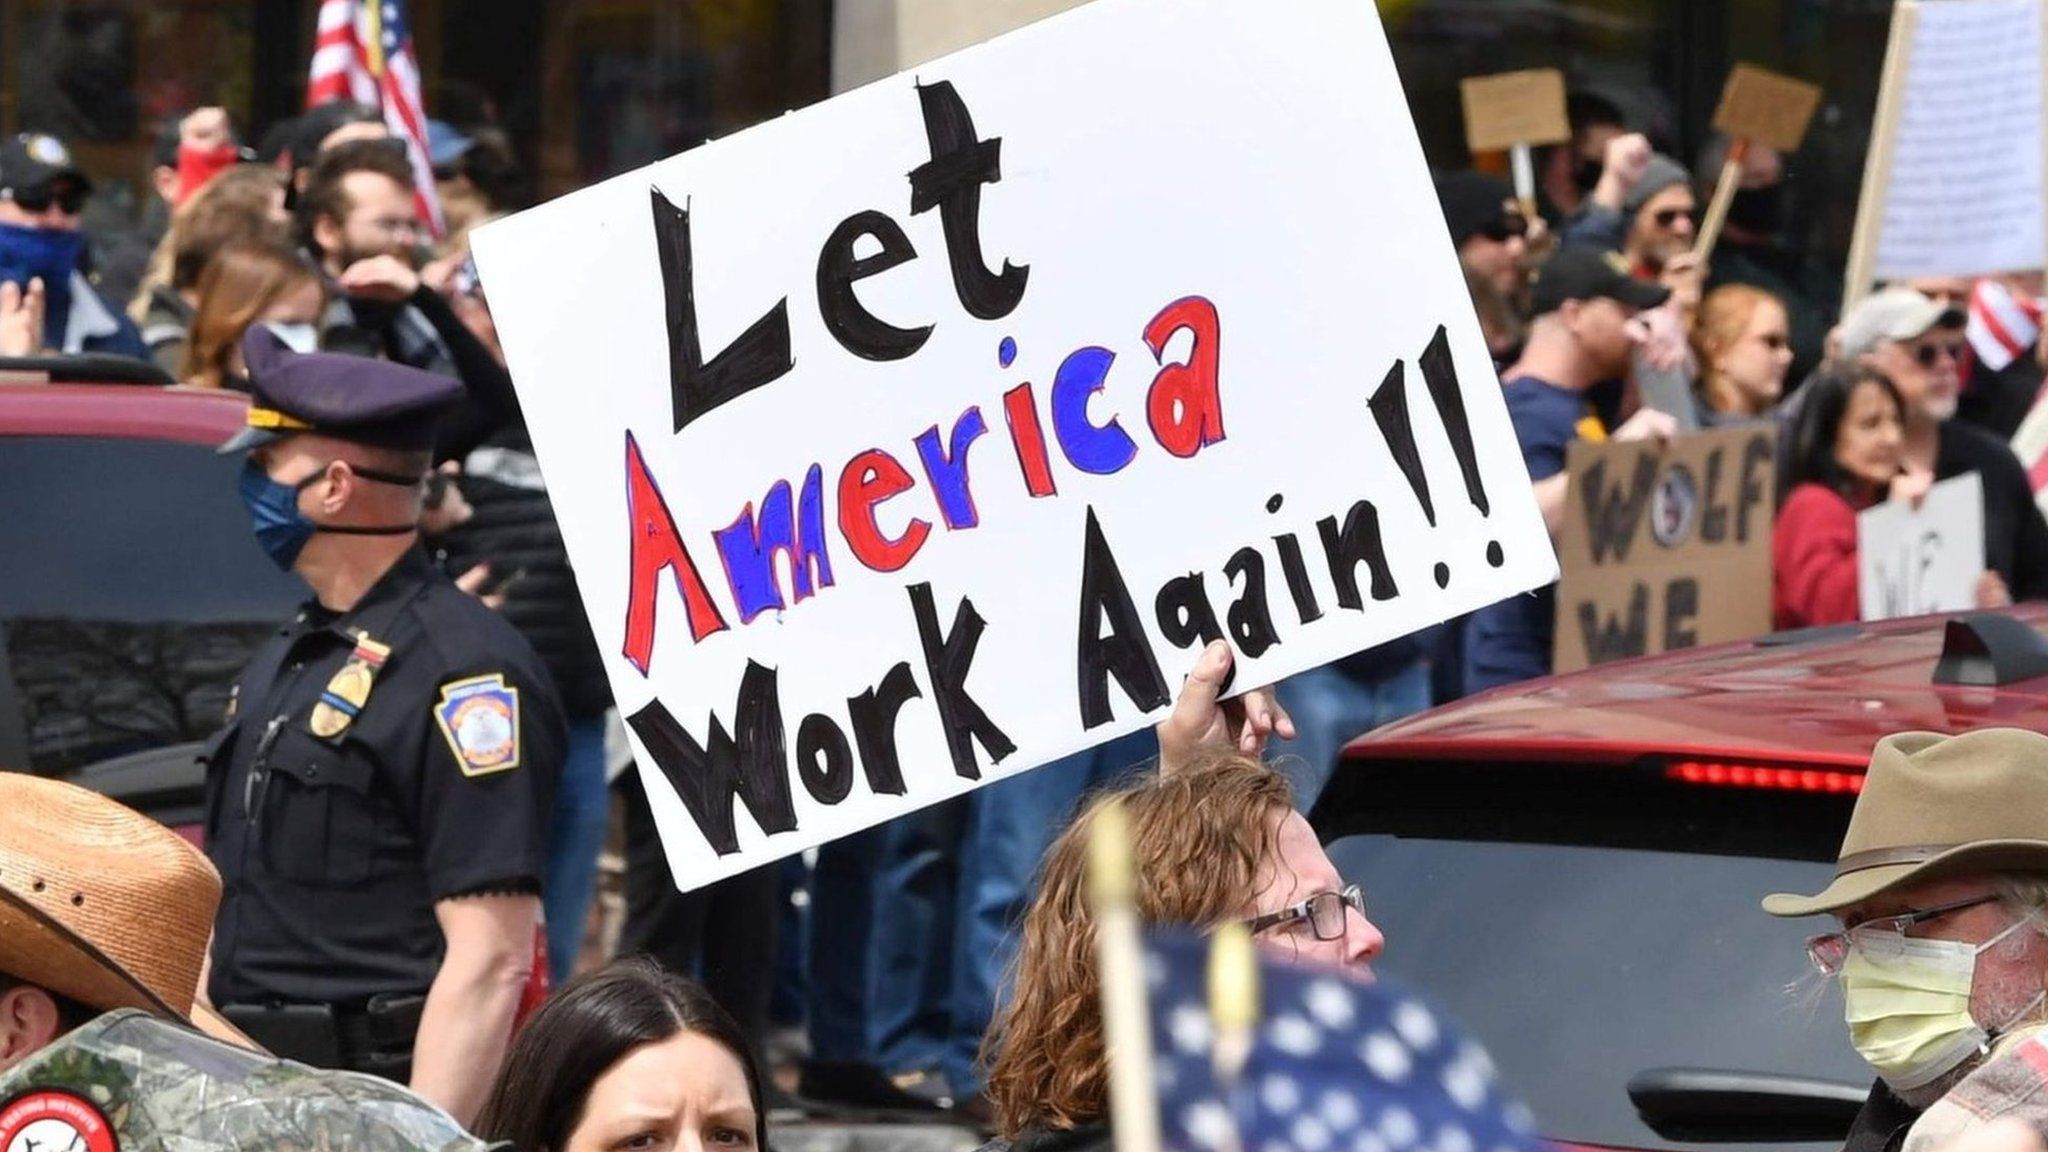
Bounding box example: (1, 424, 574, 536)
(978, 745, 1383, 1150)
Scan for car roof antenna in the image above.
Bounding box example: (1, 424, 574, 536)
(1932, 613, 2048, 687)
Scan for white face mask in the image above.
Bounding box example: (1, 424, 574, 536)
(1843, 914, 2042, 1091)
(263, 320, 320, 354)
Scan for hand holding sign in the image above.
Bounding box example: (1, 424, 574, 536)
(1459, 68, 1570, 220)
(1696, 65, 1821, 260)
(1856, 473, 1987, 620)
(1155, 640, 1296, 778)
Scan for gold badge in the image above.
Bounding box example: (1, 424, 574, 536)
(308, 632, 393, 742)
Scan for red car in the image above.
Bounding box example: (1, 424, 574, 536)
(1314, 610, 2048, 1152)
(2, 372, 555, 1017)
(0, 379, 303, 842)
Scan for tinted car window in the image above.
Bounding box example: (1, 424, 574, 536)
(1319, 758, 1870, 1151)
(0, 436, 304, 776)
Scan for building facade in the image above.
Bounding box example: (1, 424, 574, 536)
(1, 1, 1896, 277)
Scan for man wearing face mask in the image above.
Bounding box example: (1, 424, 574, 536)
(0, 132, 147, 359)
(1696, 134, 1838, 386)
(1765, 730, 2048, 1152)
(204, 327, 563, 1129)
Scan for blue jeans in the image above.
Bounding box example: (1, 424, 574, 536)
(807, 826, 885, 1062)
(869, 727, 1155, 1093)
(544, 716, 611, 984)
(1271, 656, 1432, 811)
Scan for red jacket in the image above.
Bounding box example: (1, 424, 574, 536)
(1773, 482, 1865, 630)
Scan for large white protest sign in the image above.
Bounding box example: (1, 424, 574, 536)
(1858, 475, 1986, 620)
(471, 0, 1555, 888)
(1848, 0, 2047, 297)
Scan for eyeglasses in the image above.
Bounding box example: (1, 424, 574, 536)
(1479, 214, 1529, 243)
(6, 184, 86, 215)
(1805, 892, 2001, 975)
(1244, 884, 1366, 941)
(1653, 207, 1697, 229)
(1912, 340, 1967, 368)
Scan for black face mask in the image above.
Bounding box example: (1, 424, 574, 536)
(1573, 157, 1605, 196)
(1726, 183, 1786, 236)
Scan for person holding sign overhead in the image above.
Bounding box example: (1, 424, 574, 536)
(1463, 247, 1678, 694)
(1842, 288, 2048, 603)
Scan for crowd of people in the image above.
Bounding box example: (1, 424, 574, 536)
(5, 68, 2048, 1152)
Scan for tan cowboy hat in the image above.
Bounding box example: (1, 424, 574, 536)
(1764, 729, 2048, 918)
(0, 771, 236, 1038)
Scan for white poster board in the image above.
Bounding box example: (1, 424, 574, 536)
(1857, 474, 1986, 620)
(1871, 0, 2046, 282)
(472, 0, 1556, 888)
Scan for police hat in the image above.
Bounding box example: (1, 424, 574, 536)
(217, 326, 463, 454)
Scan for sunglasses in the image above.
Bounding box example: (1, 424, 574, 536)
(7, 184, 87, 215)
(1478, 214, 1529, 243)
(1912, 340, 1967, 368)
(1653, 207, 1697, 229)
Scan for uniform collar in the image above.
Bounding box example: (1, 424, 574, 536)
(294, 547, 436, 639)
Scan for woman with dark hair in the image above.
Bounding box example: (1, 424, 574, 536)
(1773, 365, 2008, 628)
(472, 957, 766, 1152)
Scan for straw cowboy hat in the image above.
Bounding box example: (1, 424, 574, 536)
(0, 771, 240, 1040)
(1765, 729, 2048, 918)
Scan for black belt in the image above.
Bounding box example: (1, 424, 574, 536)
(221, 993, 425, 1081)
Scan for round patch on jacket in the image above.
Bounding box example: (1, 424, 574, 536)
(0, 1090, 117, 1152)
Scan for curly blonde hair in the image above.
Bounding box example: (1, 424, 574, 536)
(981, 750, 1293, 1138)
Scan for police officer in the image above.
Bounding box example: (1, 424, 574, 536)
(204, 327, 563, 1128)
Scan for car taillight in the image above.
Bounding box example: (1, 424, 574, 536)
(1665, 760, 1865, 794)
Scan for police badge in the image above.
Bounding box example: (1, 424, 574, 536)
(309, 633, 392, 741)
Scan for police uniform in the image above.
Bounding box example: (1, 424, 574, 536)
(204, 328, 564, 1080)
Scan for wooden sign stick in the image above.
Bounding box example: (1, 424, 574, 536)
(1510, 142, 1538, 223)
(1693, 138, 1749, 259)
(1843, 2, 1919, 316)
(1088, 799, 1162, 1152)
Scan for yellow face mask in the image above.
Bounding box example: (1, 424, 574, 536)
(1842, 917, 2038, 1091)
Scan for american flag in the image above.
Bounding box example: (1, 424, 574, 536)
(1145, 930, 1545, 1152)
(306, 0, 444, 238)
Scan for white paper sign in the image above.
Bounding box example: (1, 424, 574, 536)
(1858, 474, 1986, 620)
(1874, 0, 2045, 280)
(471, 0, 1556, 888)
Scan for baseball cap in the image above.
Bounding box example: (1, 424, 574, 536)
(1529, 245, 1671, 316)
(1839, 287, 1966, 360)
(0, 132, 91, 201)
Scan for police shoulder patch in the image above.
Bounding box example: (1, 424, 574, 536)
(432, 674, 521, 777)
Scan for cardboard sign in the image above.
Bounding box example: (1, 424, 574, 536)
(1850, 0, 2047, 291)
(1857, 474, 1987, 620)
(471, 0, 1556, 889)
(1459, 69, 1570, 154)
(1552, 426, 1776, 673)
(1711, 64, 1822, 154)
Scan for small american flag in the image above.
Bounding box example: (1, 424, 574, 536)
(1145, 930, 1545, 1152)
(307, 0, 444, 238)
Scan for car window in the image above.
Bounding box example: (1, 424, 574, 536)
(0, 436, 305, 776)
(1321, 758, 1869, 1151)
